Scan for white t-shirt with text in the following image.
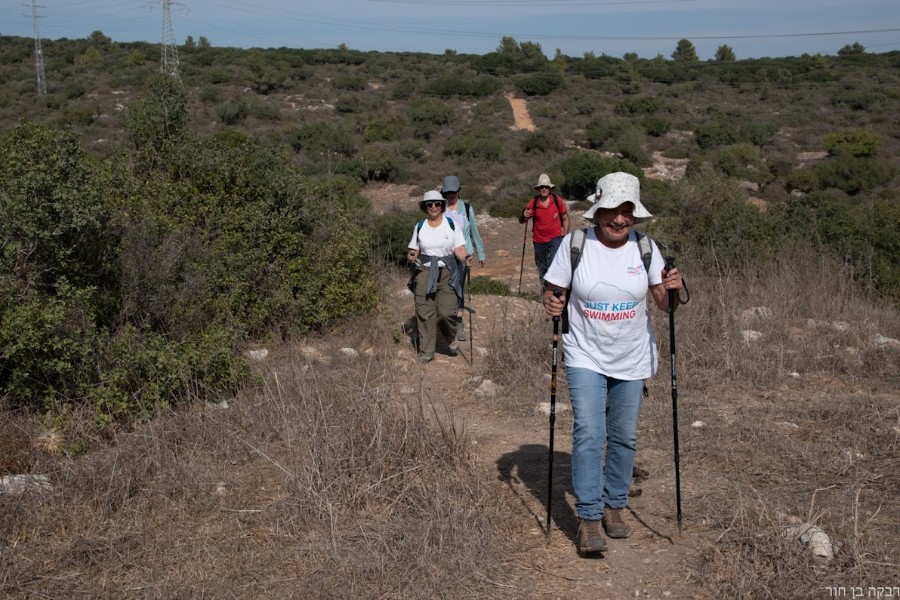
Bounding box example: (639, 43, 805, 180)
(544, 228, 665, 381)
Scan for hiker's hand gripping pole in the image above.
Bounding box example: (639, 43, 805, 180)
(545, 287, 565, 540)
(664, 256, 684, 536)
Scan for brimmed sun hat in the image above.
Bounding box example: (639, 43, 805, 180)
(583, 172, 653, 223)
(419, 189, 446, 206)
(533, 173, 556, 189)
(441, 175, 461, 193)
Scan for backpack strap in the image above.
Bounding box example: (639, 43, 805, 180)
(635, 230, 653, 273)
(416, 217, 454, 237)
(558, 227, 589, 334)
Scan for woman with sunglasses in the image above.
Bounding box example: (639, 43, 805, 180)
(407, 190, 473, 364)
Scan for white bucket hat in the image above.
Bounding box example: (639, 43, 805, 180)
(583, 172, 652, 223)
(419, 189, 446, 206)
(533, 173, 556, 189)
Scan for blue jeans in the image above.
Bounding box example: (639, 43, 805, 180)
(533, 236, 563, 281)
(567, 367, 643, 521)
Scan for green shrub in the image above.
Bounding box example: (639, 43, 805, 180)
(521, 130, 563, 154)
(583, 116, 630, 150)
(514, 71, 563, 96)
(713, 143, 770, 183)
(364, 115, 406, 142)
(443, 132, 503, 162)
(292, 121, 358, 159)
(694, 120, 741, 149)
(822, 128, 882, 158)
(371, 208, 420, 267)
(333, 73, 367, 91)
(487, 177, 534, 218)
(335, 147, 398, 183)
(640, 115, 672, 137)
(814, 156, 895, 194)
(552, 152, 640, 200)
(786, 167, 819, 193)
(216, 100, 248, 125)
(614, 95, 658, 116)
(469, 276, 510, 296)
(408, 98, 454, 140)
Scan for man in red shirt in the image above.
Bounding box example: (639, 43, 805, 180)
(519, 173, 570, 282)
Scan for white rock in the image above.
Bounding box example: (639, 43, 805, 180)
(691, 420, 706, 429)
(474, 379, 502, 398)
(244, 348, 269, 361)
(339, 347, 359, 358)
(872, 334, 900, 348)
(535, 402, 570, 416)
(830, 321, 850, 332)
(740, 330, 763, 343)
(0, 474, 52, 495)
(790, 371, 801, 378)
(784, 523, 834, 561)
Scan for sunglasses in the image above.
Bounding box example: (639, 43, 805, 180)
(424, 201, 444, 208)
(538, 185, 550, 190)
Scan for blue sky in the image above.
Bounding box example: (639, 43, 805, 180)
(3, 0, 899, 59)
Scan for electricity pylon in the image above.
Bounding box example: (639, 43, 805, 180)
(160, 0, 180, 79)
(27, 0, 47, 96)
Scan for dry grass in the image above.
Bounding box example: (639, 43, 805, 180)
(480, 246, 900, 598)
(0, 303, 519, 598)
(2, 250, 898, 598)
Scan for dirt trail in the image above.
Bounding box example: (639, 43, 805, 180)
(370, 188, 699, 598)
(506, 93, 536, 132)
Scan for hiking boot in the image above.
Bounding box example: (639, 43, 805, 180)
(455, 317, 466, 341)
(418, 354, 433, 364)
(576, 519, 607, 554)
(448, 339, 460, 356)
(602, 507, 632, 539)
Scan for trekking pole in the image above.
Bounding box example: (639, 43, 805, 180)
(466, 265, 474, 362)
(665, 255, 683, 536)
(546, 288, 563, 540)
(517, 219, 529, 295)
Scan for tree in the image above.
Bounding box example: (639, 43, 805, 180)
(715, 44, 736, 62)
(671, 39, 698, 62)
(837, 42, 865, 56)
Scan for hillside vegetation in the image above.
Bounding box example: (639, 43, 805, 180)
(1, 33, 899, 599)
(1, 33, 899, 424)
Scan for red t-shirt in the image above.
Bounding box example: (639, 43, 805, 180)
(528, 195, 567, 243)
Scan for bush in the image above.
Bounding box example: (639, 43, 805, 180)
(640, 115, 672, 137)
(583, 116, 630, 150)
(371, 208, 420, 267)
(614, 95, 658, 116)
(814, 156, 895, 194)
(520, 130, 563, 154)
(443, 132, 503, 162)
(822, 128, 882, 158)
(292, 121, 358, 159)
(552, 152, 640, 200)
(408, 98, 454, 140)
(514, 72, 563, 96)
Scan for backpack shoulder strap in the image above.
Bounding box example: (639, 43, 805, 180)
(570, 227, 588, 275)
(552, 194, 565, 219)
(635, 231, 653, 273)
(463, 200, 472, 220)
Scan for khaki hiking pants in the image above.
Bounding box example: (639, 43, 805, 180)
(413, 268, 458, 359)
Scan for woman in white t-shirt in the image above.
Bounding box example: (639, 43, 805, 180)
(407, 190, 472, 364)
(542, 172, 684, 556)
